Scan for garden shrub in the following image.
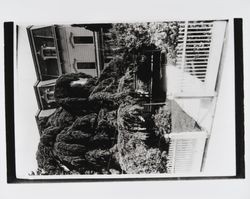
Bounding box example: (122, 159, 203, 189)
(36, 126, 64, 175)
(54, 73, 97, 115)
(97, 56, 127, 83)
(46, 107, 76, 129)
(153, 103, 172, 135)
(69, 113, 97, 133)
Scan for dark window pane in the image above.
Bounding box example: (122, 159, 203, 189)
(73, 36, 93, 44)
(77, 62, 96, 69)
(41, 59, 60, 80)
(32, 27, 54, 38)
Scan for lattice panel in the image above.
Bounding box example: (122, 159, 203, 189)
(176, 21, 213, 83)
(167, 131, 207, 173)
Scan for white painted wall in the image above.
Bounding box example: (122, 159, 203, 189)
(203, 20, 236, 175)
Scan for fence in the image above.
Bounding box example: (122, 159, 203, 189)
(166, 20, 227, 131)
(166, 131, 207, 173)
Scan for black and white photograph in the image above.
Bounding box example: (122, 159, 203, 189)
(1, 0, 250, 199)
(11, 19, 241, 179)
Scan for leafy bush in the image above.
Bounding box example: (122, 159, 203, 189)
(117, 68, 135, 94)
(119, 145, 162, 174)
(153, 103, 172, 135)
(69, 113, 97, 133)
(91, 77, 117, 94)
(54, 73, 97, 115)
(56, 130, 91, 145)
(45, 110, 120, 173)
(40, 126, 61, 146)
(46, 107, 76, 129)
(97, 56, 127, 83)
(36, 126, 64, 175)
(116, 100, 168, 174)
(87, 56, 132, 111)
(36, 115, 50, 133)
(54, 142, 87, 156)
(54, 73, 95, 99)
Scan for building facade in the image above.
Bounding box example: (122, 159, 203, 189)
(27, 24, 113, 132)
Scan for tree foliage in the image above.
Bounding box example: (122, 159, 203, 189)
(110, 22, 179, 64)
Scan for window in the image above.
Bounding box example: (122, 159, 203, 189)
(40, 46, 57, 60)
(73, 36, 94, 44)
(42, 86, 56, 104)
(29, 26, 62, 81)
(77, 62, 96, 69)
(45, 90, 55, 101)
